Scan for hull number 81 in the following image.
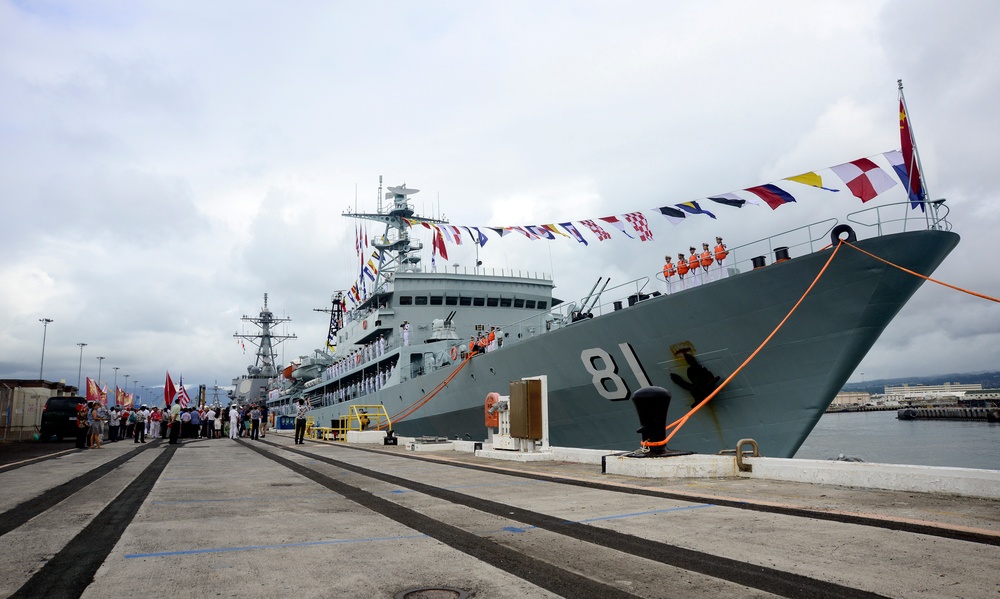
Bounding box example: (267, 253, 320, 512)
(581, 343, 651, 401)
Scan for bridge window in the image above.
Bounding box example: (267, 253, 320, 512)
(399, 296, 413, 305)
(414, 296, 428, 306)
(430, 296, 443, 305)
(473, 297, 485, 306)
(499, 298, 512, 307)
(486, 298, 499, 307)
(525, 300, 536, 309)
(537, 301, 547, 309)
(459, 297, 472, 306)
(514, 299, 525, 308)
(445, 296, 458, 306)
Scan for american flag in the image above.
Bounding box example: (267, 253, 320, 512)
(176, 383, 193, 408)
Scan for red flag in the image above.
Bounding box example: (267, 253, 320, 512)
(85, 377, 101, 402)
(434, 227, 449, 261)
(899, 98, 923, 207)
(165, 372, 177, 408)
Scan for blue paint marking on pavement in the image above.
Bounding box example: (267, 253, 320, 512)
(129, 504, 715, 558)
(387, 480, 540, 494)
(124, 534, 428, 558)
(501, 526, 533, 533)
(151, 493, 337, 505)
(575, 504, 714, 523)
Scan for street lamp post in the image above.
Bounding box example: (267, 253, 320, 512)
(124, 375, 130, 401)
(39, 318, 53, 380)
(96, 356, 106, 386)
(76, 343, 88, 391)
(112, 367, 119, 404)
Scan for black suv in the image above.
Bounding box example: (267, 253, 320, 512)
(39, 396, 87, 441)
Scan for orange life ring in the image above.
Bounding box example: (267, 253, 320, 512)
(449, 346, 459, 361)
(362, 320, 368, 330)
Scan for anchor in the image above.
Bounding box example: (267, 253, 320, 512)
(670, 350, 721, 404)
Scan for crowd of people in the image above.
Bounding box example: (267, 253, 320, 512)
(73, 400, 272, 448)
(662, 236, 729, 292)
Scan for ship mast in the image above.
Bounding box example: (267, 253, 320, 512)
(314, 292, 345, 352)
(233, 293, 297, 377)
(344, 182, 448, 305)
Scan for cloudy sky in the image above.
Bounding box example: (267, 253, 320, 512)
(2, 0, 998, 401)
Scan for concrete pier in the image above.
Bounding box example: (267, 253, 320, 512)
(2, 434, 999, 598)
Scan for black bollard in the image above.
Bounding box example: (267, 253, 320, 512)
(631, 386, 671, 455)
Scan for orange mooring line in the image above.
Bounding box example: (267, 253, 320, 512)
(647, 240, 846, 448)
(844, 241, 1000, 303)
(378, 353, 474, 428)
(651, 235, 999, 447)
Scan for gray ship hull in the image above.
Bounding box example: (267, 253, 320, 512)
(308, 229, 958, 457)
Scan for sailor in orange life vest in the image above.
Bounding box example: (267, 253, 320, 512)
(714, 236, 729, 280)
(662, 255, 676, 293)
(675, 252, 689, 290)
(687, 247, 701, 287)
(700, 242, 715, 282)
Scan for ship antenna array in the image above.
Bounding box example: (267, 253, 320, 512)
(232, 293, 297, 377)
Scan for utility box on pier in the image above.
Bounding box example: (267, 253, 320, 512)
(509, 379, 543, 440)
(489, 375, 549, 452)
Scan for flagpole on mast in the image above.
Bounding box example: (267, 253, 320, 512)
(898, 79, 934, 229)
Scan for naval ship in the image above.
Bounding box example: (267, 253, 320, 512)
(229, 293, 296, 406)
(253, 180, 958, 458)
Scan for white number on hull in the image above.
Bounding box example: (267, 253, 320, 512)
(581, 343, 651, 401)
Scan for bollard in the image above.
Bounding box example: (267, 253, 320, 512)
(631, 386, 671, 455)
(384, 429, 398, 446)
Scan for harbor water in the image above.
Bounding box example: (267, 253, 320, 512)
(794, 410, 999, 471)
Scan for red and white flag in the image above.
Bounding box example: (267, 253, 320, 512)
(165, 372, 177, 408)
(176, 381, 193, 408)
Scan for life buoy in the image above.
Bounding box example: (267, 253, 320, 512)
(362, 320, 368, 330)
(449, 346, 459, 361)
(830, 224, 857, 245)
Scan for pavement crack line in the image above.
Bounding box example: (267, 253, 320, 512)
(10, 443, 177, 599)
(0, 440, 164, 538)
(241, 439, 641, 599)
(259, 440, 888, 599)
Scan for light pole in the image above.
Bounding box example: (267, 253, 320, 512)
(76, 342, 88, 391)
(133, 381, 139, 403)
(112, 367, 120, 404)
(96, 356, 105, 386)
(39, 318, 54, 380)
(124, 374, 130, 401)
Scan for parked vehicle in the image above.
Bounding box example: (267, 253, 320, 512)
(39, 396, 87, 441)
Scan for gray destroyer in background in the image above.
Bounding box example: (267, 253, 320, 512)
(254, 184, 958, 457)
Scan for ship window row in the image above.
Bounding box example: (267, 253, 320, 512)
(396, 295, 546, 310)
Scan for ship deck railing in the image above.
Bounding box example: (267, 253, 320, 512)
(559, 200, 957, 320)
